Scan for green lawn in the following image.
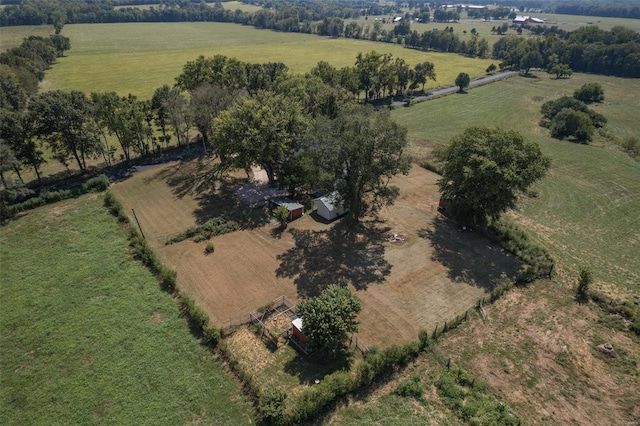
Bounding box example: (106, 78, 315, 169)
(0, 195, 255, 425)
(40, 22, 493, 99)
(392, 72, 640, 295)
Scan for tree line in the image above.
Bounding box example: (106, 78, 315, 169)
(492, 25, 640, 78)
(1, 48, 415, 226)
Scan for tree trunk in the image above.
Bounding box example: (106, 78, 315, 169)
(264, 164, 275, 186)
(72, 149, 85, 173)
(12, 165, 24, 184)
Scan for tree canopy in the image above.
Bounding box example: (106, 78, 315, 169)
(574, 82, 604, 103)
(310, 105, 411, 225)
(435, 127, 551, 225)
(455, 72, 470, 92)
(212, 91, 308, 185)
(296, 284, 361, 352)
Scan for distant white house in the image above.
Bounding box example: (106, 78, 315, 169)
(313, 192, 347, 221)
(513, 15, 545, 24)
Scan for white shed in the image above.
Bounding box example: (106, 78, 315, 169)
(313, 192, 347, 221)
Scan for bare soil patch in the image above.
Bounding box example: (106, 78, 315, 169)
(438, 281, 640, 425)
(114, 159, 520, 347)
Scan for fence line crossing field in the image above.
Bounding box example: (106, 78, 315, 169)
(111, 161, 520, 347)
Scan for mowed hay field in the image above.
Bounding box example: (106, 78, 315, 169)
(392, 72, 640, 296)
(0, 195, 254, 425)
(111, 161, 519, 347)
(37, 22, 494, 99)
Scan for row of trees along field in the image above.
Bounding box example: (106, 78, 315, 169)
(2, 48, 422, 225)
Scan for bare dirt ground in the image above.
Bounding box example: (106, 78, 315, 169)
(112, 158, 520, 347)
(438, 281, 640, 425)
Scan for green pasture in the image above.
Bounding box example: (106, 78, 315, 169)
(0, 195, 254, 425)
(39, 22, 493, 99)
(113, 1, 263, 12)
(533, 12, 640, 32)
(392, 72, 640, 295)
(222, 1, 264, 13)
(0, 25, 55, 50)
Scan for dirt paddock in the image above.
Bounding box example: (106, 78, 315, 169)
(113, 159, 520, 347)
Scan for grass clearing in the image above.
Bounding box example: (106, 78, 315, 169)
(0, 194, 254, 425)
(392, 72, 640, 296)
(40, 22, 493, 98)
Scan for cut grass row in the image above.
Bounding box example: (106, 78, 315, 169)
(39, 22, 494, 99)
(0, 194, 254, 425)
(391, 71, 640, 295)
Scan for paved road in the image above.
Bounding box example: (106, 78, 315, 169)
(389, 70, 518, 108)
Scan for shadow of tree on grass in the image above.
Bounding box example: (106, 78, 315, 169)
(160, 156, 270, 228)
(283, 345, 354, 385)
(276, 221, 392, 298)
(418, 216, 520, 291)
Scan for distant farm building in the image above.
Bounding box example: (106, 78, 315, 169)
(270, 197, 304, 221)
(313, 192, 347, 221)
(513, 15, 544, 24)
(393, 16, 403, 22)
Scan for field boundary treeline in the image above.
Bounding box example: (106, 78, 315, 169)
(0, 174, 110, 222)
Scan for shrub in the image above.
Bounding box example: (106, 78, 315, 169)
(202, 325, 220, 345)
(394, 374, 424, 399)
(82, 174, 110, 192)
(420, 160, 443, 175)
(103, 191, 128, 223)
(354, 360, 375, 386)
(577, 267, 593, 297)
(204, 241, 215, 255)
(418, 328, 430, 351)
(621, 135, 640, 159)
(159, 266, 177, 292)
(574, 82, 604, 103)
(541, 96, 588, 120)
(551, 108, 595, 143)
(260, 386, 287, 425)
(182, 295, 210, 330)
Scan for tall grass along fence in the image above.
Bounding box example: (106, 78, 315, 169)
(1, 174, 110, 222)
(102, 190, 221, 346)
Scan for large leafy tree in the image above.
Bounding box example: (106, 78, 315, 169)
(411, 61, 436, 91)
(312, 105, 411, 225)
(189, 83, 244, 146)
(296, 284, 361, 352)
(455, 72, 470, 92)
(212, 91, 307, 185)
(0, 109, 45, 185)
(435, 127, 551, 225)
(29, 90, 100, 173)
